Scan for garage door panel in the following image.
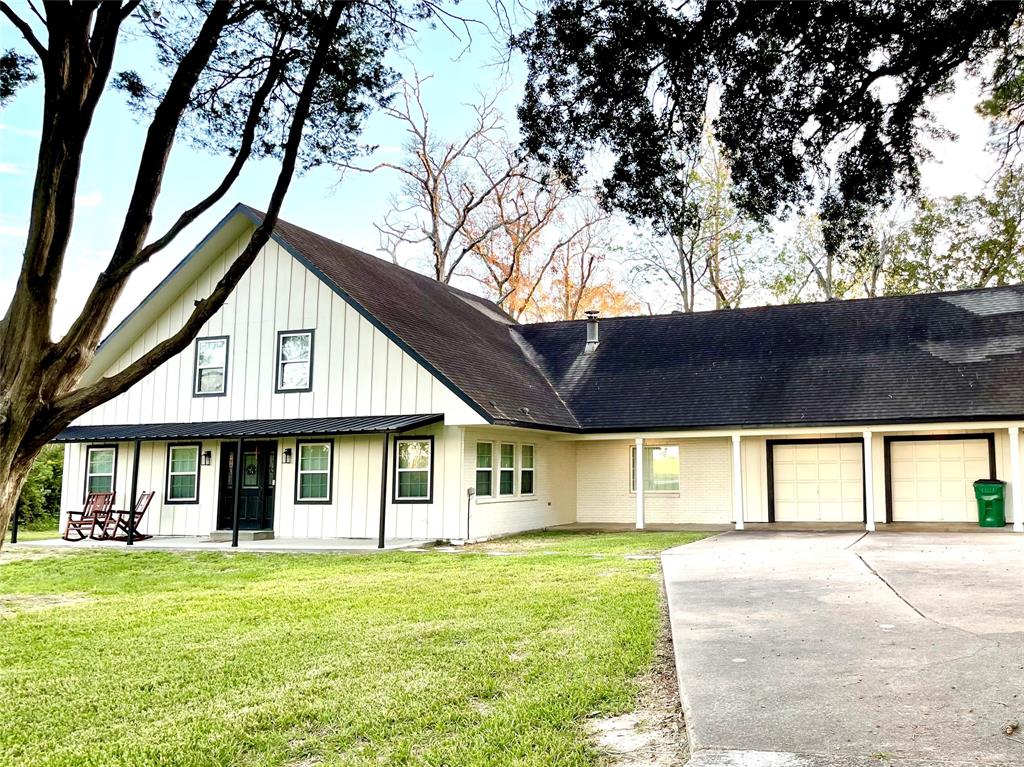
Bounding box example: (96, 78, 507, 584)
(773, 442, 863, 522)
(965, 459, 989, 477)
(889, 438, 991, 522)
(775, 462, 797, 481)
(818, 463, 841, 481)
(964, 441, 989, 459)
(796, 463, 818, 481)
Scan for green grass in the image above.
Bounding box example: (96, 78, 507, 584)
(0, 531, 705, 767)
(4, 525, 59, 543)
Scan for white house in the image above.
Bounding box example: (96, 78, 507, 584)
(57, 204, 1024, 544)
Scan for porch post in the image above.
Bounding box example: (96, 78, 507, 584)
(378, 431, 390, 549)
(862, 431, 875, 532)
(1009, 425, 1022, 533)
(127, 438, 141, 545)
(634, 437, 645, 530)
(731, 434, 744, 530)
(231, 438, 243, 547)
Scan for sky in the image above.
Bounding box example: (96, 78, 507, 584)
(0, 2, 1003, 337)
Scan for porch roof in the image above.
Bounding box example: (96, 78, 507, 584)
(53, 414, 443, 442)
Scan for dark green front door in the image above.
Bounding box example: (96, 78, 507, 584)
(217, 441, 276, 530)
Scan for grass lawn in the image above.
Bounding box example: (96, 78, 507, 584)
(4, 525, 59, 543)
(0, 530, 705, 767)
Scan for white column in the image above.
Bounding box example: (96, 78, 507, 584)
(731, 434, 744, 530)
(863, 430, 875, 532)
(635, 437, 645, 530)
(1010, 425, 1023, 533)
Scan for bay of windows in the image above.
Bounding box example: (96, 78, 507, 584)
(474, 441, 536, 499)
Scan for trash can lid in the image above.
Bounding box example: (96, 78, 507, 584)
(973, 478, 1006, 485)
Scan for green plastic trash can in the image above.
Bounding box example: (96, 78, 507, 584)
(973, 480, 1006, 527)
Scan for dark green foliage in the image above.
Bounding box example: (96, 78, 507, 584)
(14, 444, 63, 529)
(0, 49, 34, 106)
(516, 0, 1022, 252)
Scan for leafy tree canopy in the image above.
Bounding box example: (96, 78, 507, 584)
(516, 0, 1023, 253)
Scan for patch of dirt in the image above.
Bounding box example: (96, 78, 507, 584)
(586, 587, 688, 767)
(0, 593, 92, 618)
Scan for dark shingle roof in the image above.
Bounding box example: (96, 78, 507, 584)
(55, 415, 444, 442)
(242, 207, 578, 429)
(515, 286, 1024, 430)
(148, 206, 1021, 434)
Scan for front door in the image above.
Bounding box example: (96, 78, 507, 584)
(217, 441, 277, 530)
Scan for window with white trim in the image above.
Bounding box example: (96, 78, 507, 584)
(297, 441, 331, 502)
(475, 442, 493, 496)
(194, 336, 228, 395)
(85, 446, 116, 495)
(276, 330, 313, 392)
(498, 443, 516, 496)
(167, 444, 200, 502)
(395, 438, 432, 501)
(520, 444, 535, 495)
(630, 445, 680, 492)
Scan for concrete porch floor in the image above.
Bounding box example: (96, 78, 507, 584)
(550, 521, 1017, 533)
(11, 536, 431, 554)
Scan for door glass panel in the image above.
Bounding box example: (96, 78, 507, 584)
(243, 453, 258, 487)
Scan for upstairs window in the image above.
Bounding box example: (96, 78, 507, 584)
(394, 437, 433, 502)
(276, 330, 314, 392)
(499, 443, 516, 496)
(475, 442, 493, 497)
(194, 336, 228, 396)
(85, 445, 116, 498)
(520, 444, 535, 495)
(630, 445, 680, 492)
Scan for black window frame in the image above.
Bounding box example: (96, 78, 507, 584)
(475, 441, 493, 497)
(393, 435, 434, 504)
(83, 443, 118, 503)
(275, 329, 315, 394)
(294, 439, 334, 505)
(165, 442, 202, 505)
(193, 335, 230, 398)
(519, 443, 536, 496)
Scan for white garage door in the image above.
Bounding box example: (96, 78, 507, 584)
(773, 442, 864, 522)
(889, 438, 991, 522)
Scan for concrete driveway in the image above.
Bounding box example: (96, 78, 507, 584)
(662, 531, 1024, 767)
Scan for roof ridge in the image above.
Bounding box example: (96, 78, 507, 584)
(243, 204, 517, 322)
(517, 282, 1024, 327)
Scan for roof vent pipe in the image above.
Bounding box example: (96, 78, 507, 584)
(585, 309, 600, 352)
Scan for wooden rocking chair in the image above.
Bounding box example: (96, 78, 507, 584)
(63, 492, 115, 541)
(99, 491, 156, 542)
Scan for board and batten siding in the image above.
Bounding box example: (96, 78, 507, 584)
(462, 427, 577, 538)
(74, 227, 485, 427)
(574, 438, 734, 525)
(60, 424, 467, 540)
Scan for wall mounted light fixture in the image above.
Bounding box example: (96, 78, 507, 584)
(282, 447, 293, 464)
(201, 450, 212, 466)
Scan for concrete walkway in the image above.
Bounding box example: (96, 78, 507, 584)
(663, 531, 1024, 767)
